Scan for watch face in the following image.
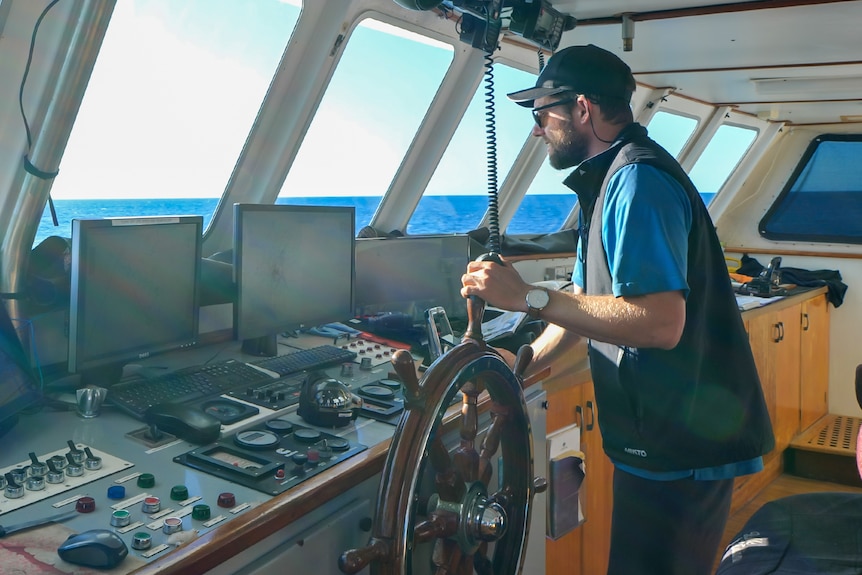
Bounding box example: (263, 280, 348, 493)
(527, 288, 549, 310)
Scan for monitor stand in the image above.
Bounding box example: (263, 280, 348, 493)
(241, 334, 278, 357)
(78, 363, 124, 388)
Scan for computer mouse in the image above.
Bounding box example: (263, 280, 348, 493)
(57, 529, 128, 569)
(144, 402, 222, 444)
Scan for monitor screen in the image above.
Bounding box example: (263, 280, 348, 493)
(354, 235, 484, 321)
(68, 216, 203, 385)
(233, 204, 355, 355)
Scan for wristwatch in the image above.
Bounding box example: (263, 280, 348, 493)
(525, 287, 550, 319)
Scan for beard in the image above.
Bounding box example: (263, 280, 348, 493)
(547, 124, 590, 170)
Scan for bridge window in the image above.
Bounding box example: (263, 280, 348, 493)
(647, 111, 698, 159)
(760, 134, 862, 244)
(408, 63, 538, 235)
(279, 18, 453, 230)
(37, 0, 299, 245)
(689, 123, 757, 206)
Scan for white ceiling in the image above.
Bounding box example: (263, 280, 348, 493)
(543, 0, 862, 124)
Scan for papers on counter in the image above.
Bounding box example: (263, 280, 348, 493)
(736, 293, 785, 311)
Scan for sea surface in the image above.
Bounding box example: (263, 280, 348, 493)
(34, 193, 717, 246)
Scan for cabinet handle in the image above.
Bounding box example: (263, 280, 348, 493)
(773, 322, 781, 343)
(779, 322, 785, 341)
(586, 400, 595, 431)
(802, 313, 810, 331)
(575, 405, 583, 430)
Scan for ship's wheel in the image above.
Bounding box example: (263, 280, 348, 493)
(339, 297, 545, 574)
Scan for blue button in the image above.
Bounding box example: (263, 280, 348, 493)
(107, 485, 126, 499)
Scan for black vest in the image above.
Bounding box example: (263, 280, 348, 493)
(564, 123, 775, 471)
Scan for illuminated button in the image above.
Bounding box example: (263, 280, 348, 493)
(137, 473, 155, 488)
(191, 504, 211, 521)
(274, 469, 285, 480)
(170, 485, 189, 501)
(131, 532, 152, 550)
(162, 516, 183, 534)
(142, 496, 161, 513)
(217, 492, 236, 508)
(111, 509, 131, 527)
(76, 496, 96, 513)
(107, 485, 126, 499)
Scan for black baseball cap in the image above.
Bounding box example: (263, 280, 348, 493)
(507, 44, 636, 108)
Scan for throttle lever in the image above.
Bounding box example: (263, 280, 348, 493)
(463, 252, 503, 343)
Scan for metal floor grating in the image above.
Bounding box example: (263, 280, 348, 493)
(790, 414, 861, 456)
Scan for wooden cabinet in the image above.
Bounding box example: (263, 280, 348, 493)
(733, 290, 830, 511)
(545, 376, 613, 575)
(747, 304, 802, 451)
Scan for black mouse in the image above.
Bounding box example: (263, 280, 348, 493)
(144, 402, 221, 444)
(58, 529, 128, 569)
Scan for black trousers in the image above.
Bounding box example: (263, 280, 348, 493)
(606, 467, 734, 575)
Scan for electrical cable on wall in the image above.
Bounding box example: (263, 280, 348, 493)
(19, 0, 63, 227)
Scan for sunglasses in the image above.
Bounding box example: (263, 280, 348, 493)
(531, 97, 574, 127)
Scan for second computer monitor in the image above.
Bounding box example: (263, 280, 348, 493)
(233, 203, 355, 356)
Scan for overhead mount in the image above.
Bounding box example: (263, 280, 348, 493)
(393, 0, 576, 52)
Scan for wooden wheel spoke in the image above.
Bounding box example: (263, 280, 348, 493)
(454, 381, 480, 482)
(414, 510, 459, 545)
(432, 538, 464, 574)
(430, 436, 466, 501)
(478, 404, 510, 485)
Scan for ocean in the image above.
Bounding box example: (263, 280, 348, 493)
(35, 193, 717, 246)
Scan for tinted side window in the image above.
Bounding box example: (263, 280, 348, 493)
(759, 135, 862, 244)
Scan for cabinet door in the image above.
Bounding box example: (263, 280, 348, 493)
(747, 305, 802, 451)
(545, 379, 614, 575)
(579, 381, 613, 575)
(800, 294, 829, 430)
(773, 304, 802, 450)
(545, 382, 586, 573)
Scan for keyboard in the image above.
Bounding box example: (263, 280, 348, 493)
(108, 345, 358, 420)
(108, 360, 274, 420)
(251, 344, 357, 377)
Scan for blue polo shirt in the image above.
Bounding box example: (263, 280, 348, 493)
(573, 162, 763, 481)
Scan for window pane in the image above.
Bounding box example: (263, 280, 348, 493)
(510, 161, 578, 234)
(689, 123, 757, 205)
(409, 63, 541, 234)
(760, 135, 862, 244)
(279, 19, 453, 231)
(38, 0, 298, 245)
(647, 111, 698, 159)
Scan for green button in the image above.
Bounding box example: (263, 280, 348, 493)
(192, 504, 211, 520)
(170, 485, 189, 501)
(136, 473, 155, 488)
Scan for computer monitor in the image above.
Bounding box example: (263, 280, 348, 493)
(233, 204, 355, 356)
(68, 216, 203, 386)
(354, 234, 484, 322)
